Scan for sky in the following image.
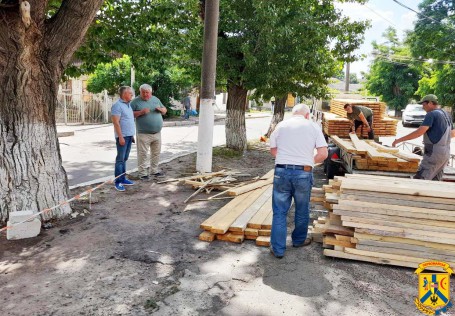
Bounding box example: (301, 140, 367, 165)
(336, 0, 420, 76)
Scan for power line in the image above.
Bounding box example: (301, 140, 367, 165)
(391, 0, 441, 25)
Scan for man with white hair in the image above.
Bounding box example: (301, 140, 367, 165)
(269, 103, 328, 258)
(131, 84, 167, 180)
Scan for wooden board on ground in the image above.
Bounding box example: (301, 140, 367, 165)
(229, 186, 272, 232)
(216, 233, 245, 243)
(199, 231, 216, 242)
(248, 198, 272, 229)
(256, 236, 271, 247)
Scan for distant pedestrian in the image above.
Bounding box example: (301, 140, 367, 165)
(111, 86, 136, 192)
(269, 104, 328, 258)
(182, 94, 192, 120)
(393, 94, 455, 180)
(131, 84, 167, 180)
(344, 103, 374, 140)
(271, 96, 276, 114)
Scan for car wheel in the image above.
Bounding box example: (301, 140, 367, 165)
(402, 121, 409, 127)
(326, 160, 340, 180)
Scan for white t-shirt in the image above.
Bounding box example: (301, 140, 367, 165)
(270, 115, 327, 166)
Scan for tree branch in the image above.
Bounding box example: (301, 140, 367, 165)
(45, 0, 103, 69)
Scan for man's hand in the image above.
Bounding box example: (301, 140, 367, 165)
(143, 108, 151, 114)
(119, 136, 125, 146)
(365, 125, 371, 132)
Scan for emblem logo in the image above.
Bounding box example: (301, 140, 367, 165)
(415, 261, 453, 315)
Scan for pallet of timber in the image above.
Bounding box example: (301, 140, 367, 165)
(322, 174, 455, 269)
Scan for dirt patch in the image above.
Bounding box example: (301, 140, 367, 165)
(0, 148, 434, 316)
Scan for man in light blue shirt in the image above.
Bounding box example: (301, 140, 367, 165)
(111, 86, 136, 192)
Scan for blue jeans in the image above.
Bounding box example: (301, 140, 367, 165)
(271, 167, 313, 256)
(115, 136, 133, 184)
(184, 108, 190, 119)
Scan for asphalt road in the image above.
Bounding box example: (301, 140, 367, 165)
(58, 116, 273, 187)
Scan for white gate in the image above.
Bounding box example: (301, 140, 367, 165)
(56, 92, 114, 124)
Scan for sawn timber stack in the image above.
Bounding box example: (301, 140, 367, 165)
(318, 174, 455, 270)
(323, 99, 398, 138)
(199, 169, 322, 247)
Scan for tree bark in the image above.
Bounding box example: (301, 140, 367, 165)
(265, 95, 287, 138)
(226, 84, 248, 151)
(0, 0, 103, 224)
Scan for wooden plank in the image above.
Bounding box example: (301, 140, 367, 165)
(342, 221, 455, 243)
(354, 227, 455, 245)
(256, 236, 271, 247)
(258, 229, 271, 236)
(198, 231, 216, 242)
(200, 189, 258, 230)
(356, 244, 455, 263)
(324, 236, 355, 248)
(229, 186, 272, 232)
(335, 235, 353, 242)
(245, 235, 257, 240)
(340, 192, 455, 211)
(335, 200, 455, 221)
(216, 233, 244, 243)
(340, 215, 455, 234)
(334, 209, 455, 229)
(261, 210, 273, 229)
(330, 136, 363, 153)
(314, 223, 354, 236)
(324, 249, 441, 270)
(344, 248, 455, 266)
(343, 174, 455, 191)
(247, 197, 272, 229)
(354, 232, 455, 252)
(365, 140, 400, 153)
(211, 186, 270, 234)
(244, 228, 259, 236)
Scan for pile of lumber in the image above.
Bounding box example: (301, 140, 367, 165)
(316, 174, 455, 269)
(323, 99, 398, 137)
(331, 134, 421, 173)
(199, 170, 323, 247)
(160, 170, 273, 203)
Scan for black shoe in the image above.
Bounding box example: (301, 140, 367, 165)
(293, 238, 312, 248)
(139, 175, 150, 180)
(152, 172, 165, 178)
(270, 248, 283, 259)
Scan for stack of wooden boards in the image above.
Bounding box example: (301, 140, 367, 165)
(199, 170, 322, 247)
(316, 174, 455, 269)
(331, 134, 422, 173)
(323, 99, 398, 137)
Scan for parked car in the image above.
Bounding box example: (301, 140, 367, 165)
(402, 104, 426, 127)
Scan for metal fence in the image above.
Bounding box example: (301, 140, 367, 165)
(400, 141, 454, 167)
(56, 92, 114, 124)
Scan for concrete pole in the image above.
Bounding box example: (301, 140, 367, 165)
(344, 62, 350, 93)
(196, 0, 220, 173)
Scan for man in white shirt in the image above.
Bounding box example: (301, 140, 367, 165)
(269, 104, 328, 258)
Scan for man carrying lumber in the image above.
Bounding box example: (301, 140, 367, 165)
(344, 103, 375, 140)
(392, 94, 455, 180)
(269, 104, 328, 258)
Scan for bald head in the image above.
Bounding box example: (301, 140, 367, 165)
(292, 103, 310, 118)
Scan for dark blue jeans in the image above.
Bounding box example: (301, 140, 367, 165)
(271, 167, 313, 256)
(115, 136, 133, 184)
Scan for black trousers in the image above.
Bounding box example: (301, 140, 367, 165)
(354, 115, 374, 140)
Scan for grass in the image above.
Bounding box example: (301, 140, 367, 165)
(212, 146, 243, 158)
(144, 299, 158, 310)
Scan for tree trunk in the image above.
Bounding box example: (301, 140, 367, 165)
(265, 95, 287, 138)
(0, 1, 104, 224)
(226, 84, 248, 151)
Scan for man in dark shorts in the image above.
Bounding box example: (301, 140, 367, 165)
(344, 103, 374, 139)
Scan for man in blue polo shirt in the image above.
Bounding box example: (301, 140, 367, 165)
(111, 86, 136, 191)
(393, 94, 455, 180)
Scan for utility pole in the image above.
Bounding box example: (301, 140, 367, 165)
(196, 0, 220, 173)
(344, 62, 350, 93)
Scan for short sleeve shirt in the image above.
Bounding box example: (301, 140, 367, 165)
(270, 116, 328, 166)
(131, 96, 164, 134)
(111, 99, 135, 137)
(347, 105, 373, 121)
(421, 109, 453, 144)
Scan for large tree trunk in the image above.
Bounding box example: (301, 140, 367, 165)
(0, 0, 103, 224)
(226, 84, 248, 151)
(264, 95, 287, 138)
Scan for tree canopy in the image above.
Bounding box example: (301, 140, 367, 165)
(365, 27, 422, 111)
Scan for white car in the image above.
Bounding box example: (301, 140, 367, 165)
(402, 104, 426, 127)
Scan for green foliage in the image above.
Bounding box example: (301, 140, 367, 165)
(350, 73, 359, 84)
(365, 27, 422, 110)
(408, 0, 455, 107)
(87, 56, 132, 95)
(212, 146, 243, 158)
